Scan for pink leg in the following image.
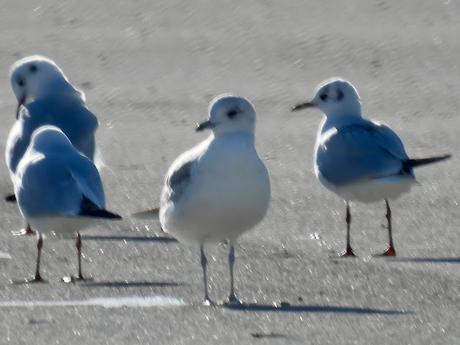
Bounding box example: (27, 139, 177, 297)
(376, 200, 396, 257)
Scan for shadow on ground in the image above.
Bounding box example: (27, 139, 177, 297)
(224, 302, 411, 315)
(83, 234, 177, 243)
(82, 280, 183, 288)
(393, 257, 460, 264)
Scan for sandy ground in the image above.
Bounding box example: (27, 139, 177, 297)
(0, 0, 459, 344)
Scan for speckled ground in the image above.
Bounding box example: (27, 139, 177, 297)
(0, 1, 459, 344)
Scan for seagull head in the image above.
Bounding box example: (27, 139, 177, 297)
(9, 55, 83, 119)
(291, 78, 362, 118)
(30, 125, 74, 153)
(196, 94, 256, 135)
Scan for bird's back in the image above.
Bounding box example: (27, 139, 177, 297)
(6, 96, 98, 175)
(15, 146, 104, 220)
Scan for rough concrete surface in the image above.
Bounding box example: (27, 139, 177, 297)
(0, 1, 459, 344)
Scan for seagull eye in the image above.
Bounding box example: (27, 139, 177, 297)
(320, 93, 328, 101)
(29, 64, 38, 73)
(17, 78, 25, 87)
(227, 110, 238, 119)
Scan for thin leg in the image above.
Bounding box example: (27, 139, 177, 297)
(200, 243, 213, 306)
(12, 223, 35, 236)
(340, 202, 356, 257)
(76, 232, 84, 280)
(227, 244, 242, 305)
(63, 232, 90, 283)
(30, 233, 44, 282)
(379, 200, 396, 256)
(25, 223, 34, 235)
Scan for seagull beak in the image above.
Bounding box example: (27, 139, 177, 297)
(16, 95, 26, 119)
(195, 120, 215, 132)
(291, 101, 315, 112)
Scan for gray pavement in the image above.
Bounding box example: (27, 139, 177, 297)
(0, 1, 459, 344)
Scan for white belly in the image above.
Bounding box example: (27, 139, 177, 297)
(28, 216, 97, 239)
(161, 172, 270, 244)
(318, 173, 416, 203)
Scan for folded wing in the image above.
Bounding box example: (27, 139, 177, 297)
(316, 120, 411, 185)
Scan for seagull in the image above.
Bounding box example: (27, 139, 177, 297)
(292, 78, 450, 257)
(14, 126, 121, 283)
(157, 95, 270, 305)
(5, 55, 99, 236)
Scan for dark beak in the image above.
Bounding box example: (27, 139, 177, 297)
(195, 120, 215, 132)
(16, 95, 26, 119)
(291, 101, 315, 112)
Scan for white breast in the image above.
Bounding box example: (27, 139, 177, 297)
(161, 135, 271, 244)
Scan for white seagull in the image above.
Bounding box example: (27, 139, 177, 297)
(292, 78, 450, 257)
(6, 55, 99, 236)
(15, 126, 121, 282)
(158, 95, 271, 305)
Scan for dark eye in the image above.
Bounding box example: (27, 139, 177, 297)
(29, 64, 37, 73)
(337, 90, 344, 101)
(17, 78, 25, 87)
(227, 110, 238, 119)
(320, 93, 328, 101)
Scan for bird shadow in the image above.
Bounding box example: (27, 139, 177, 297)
(224, 302, 411, 315)
(392, 257, 460, 264)
(82, 234, 177, 243)
(82, 280, 183, 288)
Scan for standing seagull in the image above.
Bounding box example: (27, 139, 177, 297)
(15, 126, 121, 282)
(292, 78, 450, 257)
(6, 55, 99, 235)
(158, 95, 270, 305)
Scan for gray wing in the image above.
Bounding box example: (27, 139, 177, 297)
(316, 120, 410, 185)
(369, 120, 408, 161)
(164, 159, 194, 203)
(68, 153, 106, 209)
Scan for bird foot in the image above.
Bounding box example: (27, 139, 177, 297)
(25, 275, 46, 284)
(202, 298, 215, 307)
(339, 246, 356, 257)
(224, 294, 243, 306)
(374, 247, 396, 257)
(11, 228, 35, 236)
(61, 275, 93, 284)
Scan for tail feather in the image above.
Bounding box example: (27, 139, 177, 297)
(404, 154, 451, 170)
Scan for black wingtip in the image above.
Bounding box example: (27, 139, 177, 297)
(79, 195, 122, 219)
(5, 193, 16, 203)
(80, 208, 122, 220)
(405, 154, 452, 169)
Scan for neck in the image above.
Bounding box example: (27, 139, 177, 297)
(320, 112, 363, 133)
(214, 129, 255, 140)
